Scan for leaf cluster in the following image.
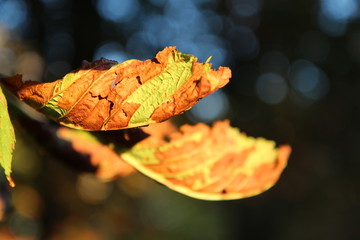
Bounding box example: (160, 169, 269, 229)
(0, 47, 290, 200)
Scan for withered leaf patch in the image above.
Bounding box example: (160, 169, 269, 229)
(0, 47, 231, 130)
(122, 120, 291, 200)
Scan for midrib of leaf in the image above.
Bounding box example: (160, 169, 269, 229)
(121, 130, 223, 180)
(123, 54, 194, 127)
(121, 150, 250, 200)
(191, 136, 279, 191)
(158, 152, 227, 179)
(48, 69, 93, 103)
(40, 68, 94, 118)
(41, 50, 200, 127)
(101, 53, 195, 129)
(43, 68, 113, 120)
(120, 123, 286, 201)
(122, 127, 278, 183)
(122, 130, 204, 165)
(55, 60, 136, 120)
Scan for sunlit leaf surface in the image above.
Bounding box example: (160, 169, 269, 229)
(56, 120, 290, 200)
(0, 47, 231, 130)
(122, 120, 291, 200)
(0, 86, 15, 187)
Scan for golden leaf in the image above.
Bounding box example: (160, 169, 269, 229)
(122, 120, 291, 200)
(57, 127, 135, 180)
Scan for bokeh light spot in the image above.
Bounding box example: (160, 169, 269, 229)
(0, 0, 28, 32)
(256, 73, 288, 104)
(188, 90, 229, 123)
(172, 34, 227, 67)
(9, 213, 41, 239)
(140, 14, 172, 48)
(228, 26, 259, 60)
(203, 10, 224, 35)
(12, 185, 43, 218)
(96, 0, 139, 23)
(12, 137, 42, 180)
(289, 60, 329, 101)
(230, 0, 262, 17)
(0, 47, 15, 75)
(193, 34, 227, 67)
(76, 174, 113, 205)
(93, 41, 129, 62)
(320, 0, 358, 21)
(16, 51, 44, 81)
(318, 12, 348, 37)
(126, 31, 158, 59)
(0, 26, 10, 46)
(164, 0, 198, 24)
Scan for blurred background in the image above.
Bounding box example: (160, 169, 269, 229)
(1, 0, 360, 239)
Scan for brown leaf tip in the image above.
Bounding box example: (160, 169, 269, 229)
(80, 58, 118, 70)
(6, 175, 15, 188)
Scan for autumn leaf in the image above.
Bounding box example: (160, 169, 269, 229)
(56, 127, 135, 180)
(0, 47, 231, 130)
(121, 120, 291, 200)
(55, 119, 290, 200)
(0, 85, 15, 187)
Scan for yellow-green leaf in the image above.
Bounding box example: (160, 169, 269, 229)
(0, 85, 15, 187)
(121, 120, 291, 200)
(0, 47, 231, 130)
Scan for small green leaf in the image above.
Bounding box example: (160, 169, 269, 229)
(0, 85, 15, 187)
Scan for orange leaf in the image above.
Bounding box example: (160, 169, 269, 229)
(57, 127, 135, 180)
(122, 120, 291, 200)
(0, 47, 231, 130)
